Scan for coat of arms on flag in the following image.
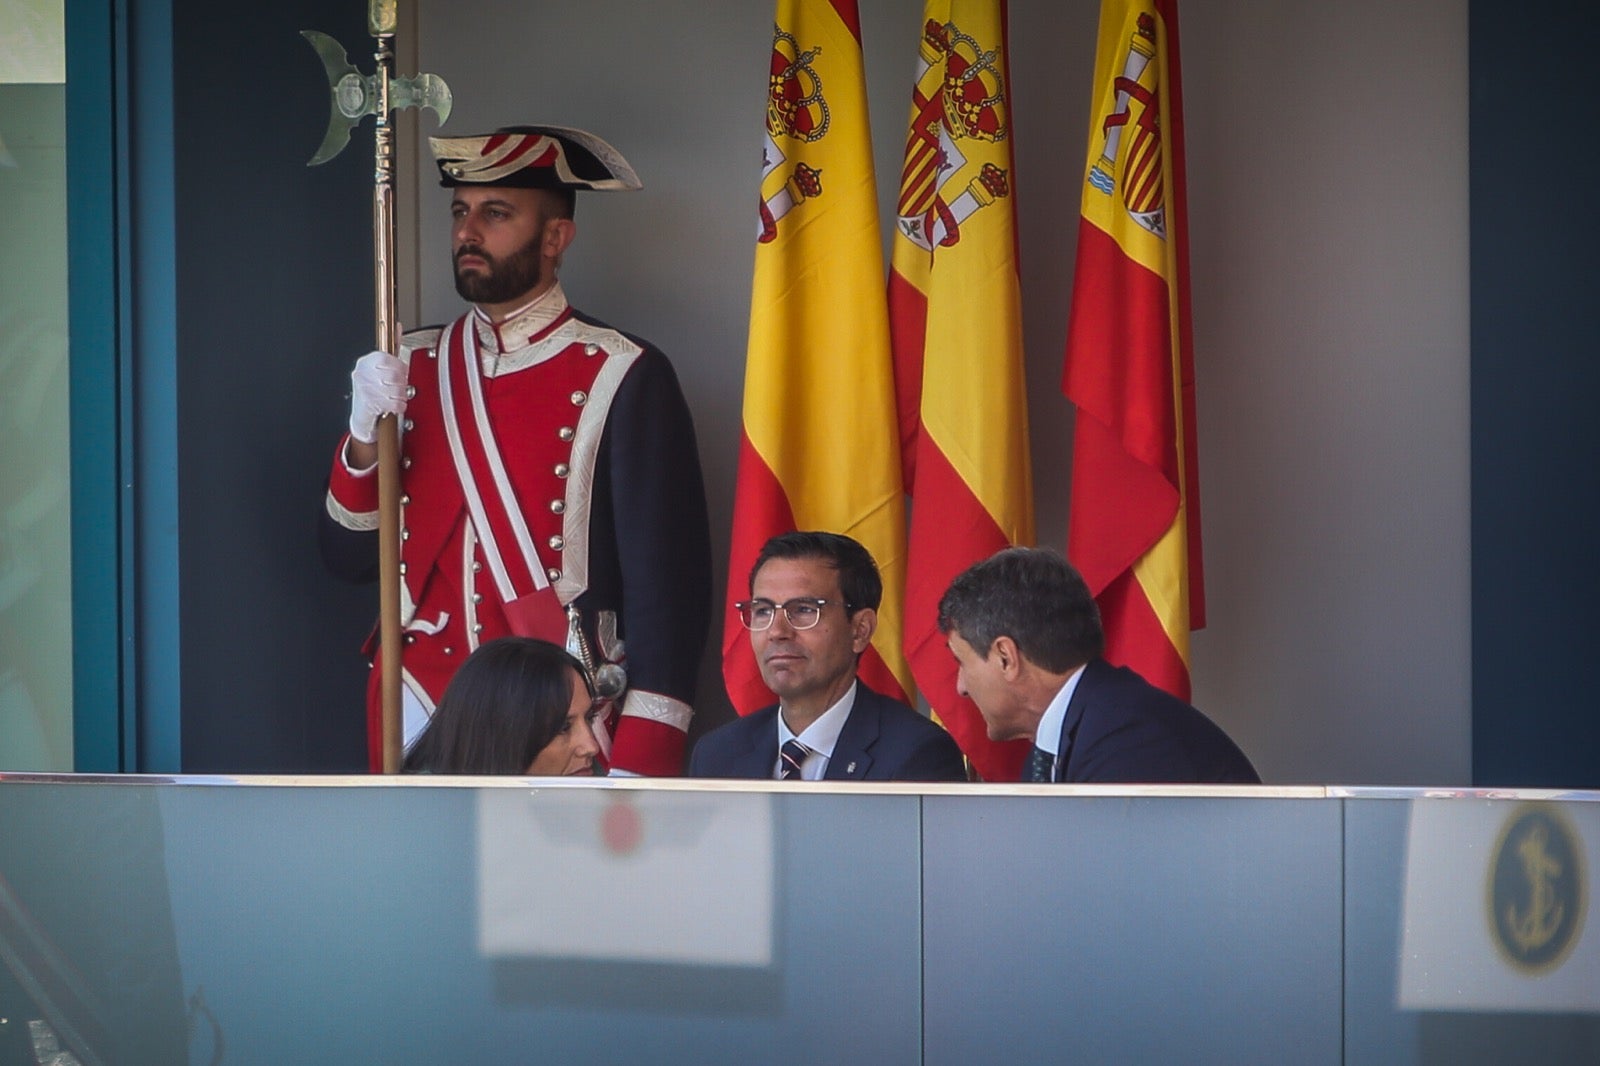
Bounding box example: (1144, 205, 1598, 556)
(759, 26, 831, 242)
(895, 19, 1012, 253)
(1085, 12, 1168, 238)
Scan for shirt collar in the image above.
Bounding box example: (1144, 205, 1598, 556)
(472, 281, 569, 352)
(777, 680, 858, 758)
(1033, 664, 1087, 756)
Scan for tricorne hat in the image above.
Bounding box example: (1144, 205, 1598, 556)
(428, 125, 642, 191)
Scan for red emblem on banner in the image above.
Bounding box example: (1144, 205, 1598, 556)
(601, 795, 643, 856)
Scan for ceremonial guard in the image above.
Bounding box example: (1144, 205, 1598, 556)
(322, 126, 711, 776)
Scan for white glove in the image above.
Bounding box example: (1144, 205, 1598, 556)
(348, 350, 408, 444)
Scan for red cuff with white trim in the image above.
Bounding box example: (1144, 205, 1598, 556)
(608, 716, 688, 777)
(327, 434, 380, 521)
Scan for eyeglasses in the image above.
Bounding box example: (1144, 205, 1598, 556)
(734, 597, 852, 631)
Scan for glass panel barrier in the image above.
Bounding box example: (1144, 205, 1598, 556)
(0, 776, 926, 1064)
(2, 779, 1596, 1064)
(1343, 790, 1600, 1064)
(923, 791, 1343, 1065)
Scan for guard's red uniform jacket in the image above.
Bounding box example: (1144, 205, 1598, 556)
(322, 286, 711, 775)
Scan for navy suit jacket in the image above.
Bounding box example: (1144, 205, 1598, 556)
(1050, 658, 1260, 784)
(689, 682, 967, 782)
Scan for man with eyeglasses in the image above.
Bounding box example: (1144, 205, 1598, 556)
(690, 532, 966, 782)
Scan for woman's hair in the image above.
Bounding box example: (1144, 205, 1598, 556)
(402, 637, 594, 775)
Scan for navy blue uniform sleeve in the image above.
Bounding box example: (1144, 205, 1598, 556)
(601, 345, 713, 709)
(318, 485, 379, 584)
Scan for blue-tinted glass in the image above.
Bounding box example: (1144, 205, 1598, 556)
(0, 1, 72, 771)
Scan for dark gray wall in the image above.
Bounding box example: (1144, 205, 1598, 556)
(172, 0, 376, 770)
(1470, 0, 1600, 787)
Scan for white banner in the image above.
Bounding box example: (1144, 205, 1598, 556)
(1399, 797, 1596, 1011)
(477, 788, 775, 967)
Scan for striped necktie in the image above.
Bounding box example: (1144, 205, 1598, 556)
(779, 738, 812, 780)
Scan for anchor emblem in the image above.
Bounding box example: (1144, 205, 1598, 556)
(1488, 805, 1586, 973)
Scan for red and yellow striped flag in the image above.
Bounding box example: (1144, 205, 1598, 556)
(724, 0, 913, 712)
(1063, 0, 1205, 700)
(890, 0, 1034, 782)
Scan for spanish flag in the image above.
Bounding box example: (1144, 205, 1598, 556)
(890, 1, 1034, 782)
(724, 0, 913, 711)
(1063, 0, 1205, 700)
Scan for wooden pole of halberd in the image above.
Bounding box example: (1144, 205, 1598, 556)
(371, 4, 404, 773)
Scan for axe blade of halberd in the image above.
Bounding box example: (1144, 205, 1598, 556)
(300, 30, 453, 166)
(301, 30, 368, 166)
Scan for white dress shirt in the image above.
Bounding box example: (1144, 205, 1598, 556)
(1032, 665, 1088, 777)
(774, 681, 859, 780)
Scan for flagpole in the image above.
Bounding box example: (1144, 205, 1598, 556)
(301, 1, 451, 772)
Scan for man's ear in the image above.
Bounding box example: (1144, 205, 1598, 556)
(544, 217, 577, 260)
(850, 607, 878, 655)
(990, 635, 1023, 679)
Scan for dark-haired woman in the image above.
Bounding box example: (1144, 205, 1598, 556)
(402, 637, 602, 775)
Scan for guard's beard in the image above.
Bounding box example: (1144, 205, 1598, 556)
(454, 235, 544, 306)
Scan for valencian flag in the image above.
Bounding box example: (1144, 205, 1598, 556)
(1062, 0, 1205, 700)
(724, 0, 914, 711)
(889, 1, 1034, 781)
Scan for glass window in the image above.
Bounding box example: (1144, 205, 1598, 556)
(0, 0, 73, 770)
